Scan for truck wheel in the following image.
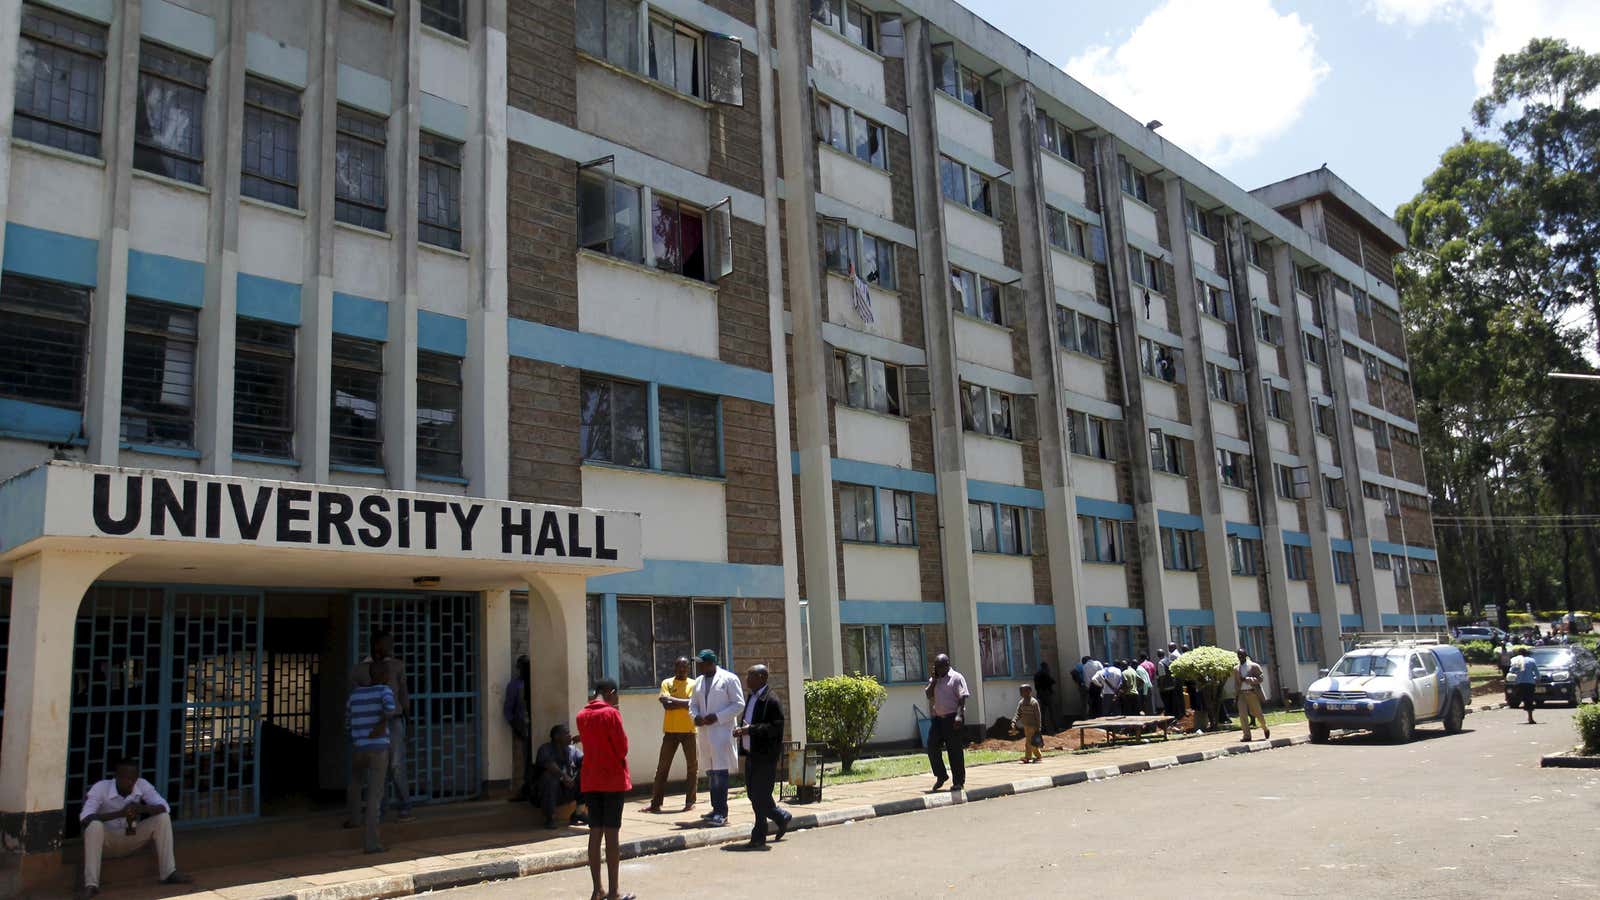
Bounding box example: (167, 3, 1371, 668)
(1309, 722, 1331, 744)
(1388, 701, 1415, 743)
(1443, 698, 1464, 734)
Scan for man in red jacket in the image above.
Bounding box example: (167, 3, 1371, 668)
(576, 678, 632, 900)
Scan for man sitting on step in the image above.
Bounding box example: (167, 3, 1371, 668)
(77, 757, 193, 898)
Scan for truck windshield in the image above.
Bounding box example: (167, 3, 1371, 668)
(1331, 655, 1398, 677)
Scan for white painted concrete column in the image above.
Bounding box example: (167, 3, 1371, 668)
(0, 550, 129, 894)
(0, 0, 24, 269)
(463, 0, 510, 500)
(298, 0, 340, 483)
(383, 0, 422, 490)
(524, 572, 590, 742)
(479, 587, 514, 785)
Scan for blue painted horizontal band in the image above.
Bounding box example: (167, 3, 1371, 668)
(1157, 509, 1203, 531)
(508, 319, 774, 405)
(839, 600, 946, 626)
(1330, 538, 1354, 553)
(1281, 530, 1312, 547)
(807, 455, 936, 494)
(418, 310, 468, 356)
(0, 398, 82, 443)
(333, 292, 388, 341)
(3, 223, 98, 286)
(0, 465, 48, 555)
(128, 249, 205, 308)
(589, 559, 784, 599)
(232, 452, 297, 467)
(1236, 610, 1272, 627)
(122, 443, 202, 459)
(1341, 614, 1366, 629)
(1076, 496, 1133, 521)
(1225, 521, 1262, 539)
(968, 480, 1044, 509)
(1293, 612, 1321, 627)
(237, 273, 301, 325)
(1381, 613, 1447, 627)
(977, 602, 1055, 626)
(1086, 605, 1144, 627)
(1372, 540, 1437, 562)
(1168, 608, 1214, 627)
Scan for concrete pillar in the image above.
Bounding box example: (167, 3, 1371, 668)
(1090, 137, 1169, 652)
(1163, 180, 1240, 650)
(197, 1, 247, 475)
(0, 550, 129, 894)
(774, 0, 842, 679)
(0, 0, 23, 269)
(298, 0, 341, 483)
(756, 0, 805, 737)
(383, 0, 422, 490)
(1223, 217, 1301, 694)
(1003, 81, 1091, 695)
(479, 587, 514, 786)
(903, 18, 981, 717)
(523, 572, 589, 742)
(86, 1, 143, 464)
(1319, 299, 1383, 631)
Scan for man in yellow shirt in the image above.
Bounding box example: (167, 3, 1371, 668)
(646, 656, 698, 812)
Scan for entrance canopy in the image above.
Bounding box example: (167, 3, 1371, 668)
(0, 462, 643, 590)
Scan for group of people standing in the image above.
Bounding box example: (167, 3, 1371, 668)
(1071, 643, 1192, 720)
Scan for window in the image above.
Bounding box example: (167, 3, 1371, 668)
(648, 14, 704, 98)
(329, 335, 383, 468)
(1333, 550, 1355, 584)
(1046, 207, 1088, 257)
(0, 273, 89, 413)
(1373, 419, 1391, 449)
(1323, 475, 1346, 509)
(1184, 199, 1215, 239)
(814, 95, 886, 170)
(840, 483, 875, 542)
(821, 216, 855, 274)
(586, 594, 606, 687)
(1207, 364, 1241, 404)
(1314, 401, 1334, 435)
(1242, 626, 1271, 669)
(1294, 264, 1317, 295)
(1275, 463, 1307, 500)
(617, 597, 725, 688)
(812, 0, 878, 52)
(888, 490, 915, 545)
(840, 486, 915, 546)
(1294, 625, 1320, 664)
(859, 232, 896, 289)
(121, 299, 197, 448)
(1284, 545, 1310, 581)
(418, 132, 463, 250)
(825, 222, 896, 289)
(1353, 288, 1371, 317)
(1408, 557, 1434, 575)
(576, 0, 641, 72)
(1246, 239, 1268, 268)
(1382, 486, 1400, 517)
(1127, 247, 1165, 294)
(657, 387, 720, 476)
(1400, 490, 1429, 510)
(233, 318, 295, 459)
(334, 106, 388, 230)
(421, 0, 465, 37)
(579, 1, 742, 105)
(1118, 156, 1149, 203)
(1036, 111, 1075, 163)
(134, 42, 206, 185)
(579, 161, 732, 282)
(579, 375, 648, 468)
(416, 351, 463, 478)
(1303, 332, 1326, 367)
(241, 77, 300, 208)
(1138, 338, 1181, 384)
(950, 267, 1002, 325)
(650, 194, 707, 280)
(1255, 308, 1282, 345)
(881, 624, 922, 681)
(844, 624, 886, 680)
(1148, 429, 1186, 476)
(969, 502, 1027, 555)
(939, 155, 993, 216)
(1217, 448, 1248, 488)
(1068, 410, 1112, 460)
(1057, 307, 1109, 359)
(1197, 282, 1233, 321)
(15, 5, 107, 157)
(1080, 515, 1130, 563)
(1363, 351, 1381, 382)
(960, 382, 1013, 438)
(1264, 382, 1291, 420)
(1362, 480, 1383, 502)
(1373, 551, 1391, 570)
(1394, 557, 1413, 586)
(979, 625, 1009, 677)
(931, 44, 985, 112)
(832, 350, 902, 416)
(1161, 527, 1198, 571)
(1228, 535, 1261, 576)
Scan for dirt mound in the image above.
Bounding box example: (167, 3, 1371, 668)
(971, 727, 1101, 752)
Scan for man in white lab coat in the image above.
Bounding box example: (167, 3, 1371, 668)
(689, 649, 744, 826)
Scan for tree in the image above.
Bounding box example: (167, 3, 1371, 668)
(804, 674, 886, 773)
(1167, 647, 1237, 730)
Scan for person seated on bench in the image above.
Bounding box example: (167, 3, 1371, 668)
(77, 757, 193, 898)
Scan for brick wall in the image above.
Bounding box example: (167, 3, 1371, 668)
(508, 357, 583, 506)
(719, 222, 772, 371)
(1401, 506, 1435, 549)
(888, 130, 916, 230)
(732, 596, 791, 710)
(706, 47, 764, 196)
(1408, 574, 1444, 616)
(922, 622, 949, 670)
(1372, 309, 1406, 359)
(897, 244, 925, 350)
(1149, 177, 1171, 251)
(507, 0, 576, 125)
(1391, 441, 1426, 486)
(911, 419, 943, 604)
(507, 144, 578, 327)
(724, 397, 782, 565)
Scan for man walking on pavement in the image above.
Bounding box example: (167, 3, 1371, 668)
(925, 653, 970, 792)
(1234, 648, 1270, 741)
(576, 679, 632, 900)
(646, 656, 698, 813)
(368, 629, 414, 823)
(1508, 646, 1539, 724)
(730, 664, 792, 850)
(690, 649, 744, 826)
(345, 661, 396, 854)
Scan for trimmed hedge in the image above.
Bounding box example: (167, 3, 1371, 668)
(1577, 704, 1600, 755)
(1455, 640, 1498, 664)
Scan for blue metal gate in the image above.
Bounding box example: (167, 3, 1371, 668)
(351, 593, 481, 804)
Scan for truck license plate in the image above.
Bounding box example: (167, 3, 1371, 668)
(1333, 702, 1355, 711)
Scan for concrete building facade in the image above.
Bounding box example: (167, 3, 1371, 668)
(0, 0, 1439, 889)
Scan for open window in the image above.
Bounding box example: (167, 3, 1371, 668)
(1291, 465, 1311, 500)
(704, 196, 734, 282)
(578, 155, 618, 251)
(705, 33, 744, 106)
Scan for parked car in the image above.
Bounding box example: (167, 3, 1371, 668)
(1503, 645, 1600, 707)
(1455, 626, 1510, 644)
(1304, 641, 1472, 744)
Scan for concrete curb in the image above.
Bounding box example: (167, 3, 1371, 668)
(278, 735, 1310, 899)
(1540, 750, 1600, 768)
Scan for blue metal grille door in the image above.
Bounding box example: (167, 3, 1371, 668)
(165, 592, 262, 824)
(352, 593, 480, 804)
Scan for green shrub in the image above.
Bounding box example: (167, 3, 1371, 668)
(1576, 704, 1600, 755)
(805, 673, 887, 773)
(1455, 640, 1497, 664)
(1168, 646, 1239, 729)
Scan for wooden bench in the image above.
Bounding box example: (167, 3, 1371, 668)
(1069, 715, 1176, 749)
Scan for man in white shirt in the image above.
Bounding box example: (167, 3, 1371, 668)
(689, 649, 744, 826)
(1082, 656, 1105, 716)
(77, 758, 192, 897)
(1091, 661, 1123, 712)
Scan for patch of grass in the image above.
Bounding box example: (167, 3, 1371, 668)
(819, 748, 1025, 786)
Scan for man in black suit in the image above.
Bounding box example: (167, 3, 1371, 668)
(730, 664, 792, 850)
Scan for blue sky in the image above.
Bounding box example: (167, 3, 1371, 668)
(958, 0, 1600, 217)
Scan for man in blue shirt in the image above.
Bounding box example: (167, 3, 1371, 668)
(346, 662, 397, 853)
(1508, 647, 1539, 725)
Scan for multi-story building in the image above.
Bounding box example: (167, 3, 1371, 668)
(0, 0, 1440, 888)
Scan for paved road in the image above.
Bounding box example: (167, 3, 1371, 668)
(444, 706, 1599, 898)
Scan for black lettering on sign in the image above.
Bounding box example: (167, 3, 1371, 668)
(595, 515, 619, 561)
(204, 482, 222, 538)
(150, 478, 197, 537)
(229, 483, 273, 540)
(92, 473, 141, 535)
(413, 500, 446, 551)
(451, 502, 482, 551)
(317, 492, 356, 545)
(358, 495, 391, 548)
(535, 510, 565, 556)
(277, 488, 312, 543)
(502, 507, 531, 555)
(397, 498, 411, 549)
(566, 512, 592, 558)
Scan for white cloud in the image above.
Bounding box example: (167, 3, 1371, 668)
(1364, 0, 1600, 94)
(1064, 0, 1329, 166)
(1364, 0, 1472, 28)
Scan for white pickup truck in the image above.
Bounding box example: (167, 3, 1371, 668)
(1302, 641, 1472, 744)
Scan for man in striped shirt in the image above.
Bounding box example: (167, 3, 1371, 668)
(345, 662, 396, 854)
